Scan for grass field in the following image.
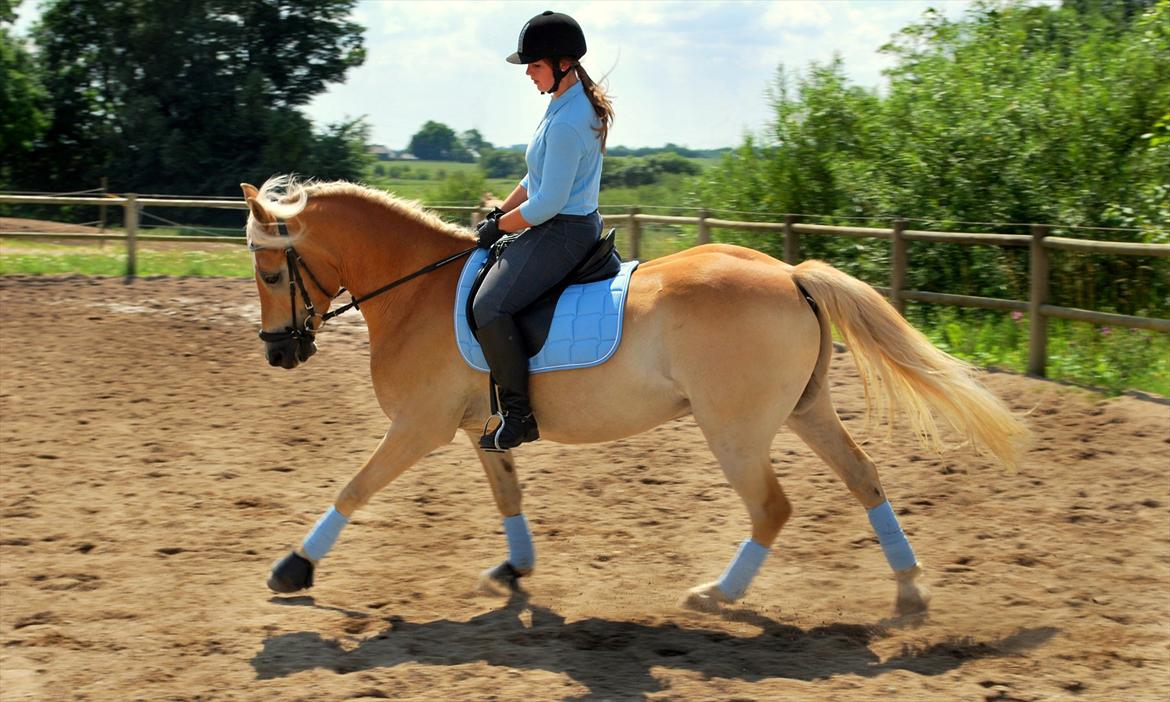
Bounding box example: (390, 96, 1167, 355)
(0, 238, 253, 278)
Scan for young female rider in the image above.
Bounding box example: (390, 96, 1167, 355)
(473, 10, 615, 452)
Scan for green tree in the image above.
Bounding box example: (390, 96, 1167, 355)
(10, 0, 365, 203)
(408, 120, 471, 161)
(1, 9, 49, 188)
(460, 128, 490, 156)
(309, 117, 374, 182)
(698, 0, 1169, 312)
(645, 152, 702, 176)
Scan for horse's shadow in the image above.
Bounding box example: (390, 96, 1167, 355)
(252, 592, 1055, 698)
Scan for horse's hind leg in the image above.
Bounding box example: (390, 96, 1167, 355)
(785, 389, 930, 617)
(465, 431, 535, 593)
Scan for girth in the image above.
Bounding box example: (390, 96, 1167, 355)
(466, 227, 623, 355)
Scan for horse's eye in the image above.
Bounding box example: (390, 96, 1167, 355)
(261, 271, 282, 285)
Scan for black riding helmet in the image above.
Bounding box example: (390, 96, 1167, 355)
(506, 10, 586, 95)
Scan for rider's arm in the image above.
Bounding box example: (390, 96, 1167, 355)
(499, 206, 533, 233)
(498, 182, 531, 232)
(499, 178, 532, 233)
(516, 122, 582, 228)
(500, 182, 528, 213)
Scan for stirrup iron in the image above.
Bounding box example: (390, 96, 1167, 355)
(481, 411, 507, 453)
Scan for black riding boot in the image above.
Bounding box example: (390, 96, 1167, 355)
(477, 315, 540, 451)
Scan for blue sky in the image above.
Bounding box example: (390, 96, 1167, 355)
(13, 0, 980, 150)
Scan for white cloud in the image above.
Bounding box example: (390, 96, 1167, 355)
(13, 0, 983, 150)
(762, 1, 834, 30)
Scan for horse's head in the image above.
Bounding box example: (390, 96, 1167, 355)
(241, 181, 322, 369)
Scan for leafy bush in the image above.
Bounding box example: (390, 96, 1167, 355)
(426, 171, 487, 206)
(479, 149, 527, 179)
(696, 0, 1170, 316)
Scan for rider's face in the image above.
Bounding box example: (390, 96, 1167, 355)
(525, 60, 554, 93)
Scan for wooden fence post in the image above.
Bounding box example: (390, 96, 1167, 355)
(99, 177, 108, 232)
(628, 207, 641, 260)
(697, 208, 710, 245)
(470, 208, 484, 229)
(891, 217, 907, 314)
(783, 214, 799, 264)
(1028, 224, 1051, 377)
(124, 193, 139, 280)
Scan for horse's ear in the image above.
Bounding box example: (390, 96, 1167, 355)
(240, 182, 259, 199)
(245, 196, 269, 223)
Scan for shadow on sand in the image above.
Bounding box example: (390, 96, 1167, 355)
(253, 592, 1056, 698)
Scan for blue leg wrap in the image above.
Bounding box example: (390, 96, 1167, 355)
(715, 538, 770, 600)
(302, 506, 349, 562)
(867, 501, 918, 572)
(503, 514, 535, 571)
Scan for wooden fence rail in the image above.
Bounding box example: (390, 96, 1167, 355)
(2, 194, 1167, 377)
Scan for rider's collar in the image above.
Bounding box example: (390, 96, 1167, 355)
(544, 80, 584, 118)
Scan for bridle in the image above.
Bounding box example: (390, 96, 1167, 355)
(250, 220, 477, 344)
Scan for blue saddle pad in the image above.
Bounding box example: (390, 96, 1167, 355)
(454, 247, 640, 374)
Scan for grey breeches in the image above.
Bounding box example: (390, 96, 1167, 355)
(472, 211, 603, 329)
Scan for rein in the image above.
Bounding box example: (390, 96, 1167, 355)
(251, 220, 476, 343)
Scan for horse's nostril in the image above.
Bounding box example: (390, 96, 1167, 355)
(268, 350, 283, 367)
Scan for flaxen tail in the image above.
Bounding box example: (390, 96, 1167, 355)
(792, 260, 1029, 468)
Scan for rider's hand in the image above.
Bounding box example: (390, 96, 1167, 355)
(476, 210, 506, 249)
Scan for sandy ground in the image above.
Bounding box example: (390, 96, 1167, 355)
(0, 274, 1167, 702)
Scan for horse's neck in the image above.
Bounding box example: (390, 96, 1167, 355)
(305, 195, 469, 337)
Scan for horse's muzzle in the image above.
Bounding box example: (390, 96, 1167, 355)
(265, 336, 317, 369)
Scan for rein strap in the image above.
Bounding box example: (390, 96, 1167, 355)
(321, 246, 477, 323)
(252, 219, 476, 340)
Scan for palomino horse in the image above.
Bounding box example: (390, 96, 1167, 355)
(241, 176, 1027, 615)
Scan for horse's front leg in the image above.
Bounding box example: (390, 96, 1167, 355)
(267, 420, 454, 594)
(466, 431, 534, 594)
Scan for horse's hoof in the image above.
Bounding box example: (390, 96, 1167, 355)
(477, 561, 529, 595)
(893, 565, 931, 619)
(680, 581, 733, 613)
(894, 585, 931, 618)
(268, 551, 315, 593)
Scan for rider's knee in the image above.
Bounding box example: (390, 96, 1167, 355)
(472, 297, 502, 329)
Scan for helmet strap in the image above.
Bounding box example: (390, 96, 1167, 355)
(544, 61, 573, 95)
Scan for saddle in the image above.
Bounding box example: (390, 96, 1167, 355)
(465, 228, 624, 355)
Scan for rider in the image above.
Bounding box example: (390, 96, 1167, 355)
(473, 10, 614, 452)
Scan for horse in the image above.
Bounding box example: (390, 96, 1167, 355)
(240, 175, 1028, 616)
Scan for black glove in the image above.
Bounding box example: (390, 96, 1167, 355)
(476, 208, 506, 249)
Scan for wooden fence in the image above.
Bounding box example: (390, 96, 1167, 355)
(2, 193, 1167, 378)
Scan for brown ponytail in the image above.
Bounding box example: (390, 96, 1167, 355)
(573, 63, 614, 153)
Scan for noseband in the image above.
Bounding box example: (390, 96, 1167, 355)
(250, 220, 476, 344)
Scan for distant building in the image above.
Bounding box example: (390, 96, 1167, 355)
(367, 145, 419, 161)
(367, 144, 393, 161)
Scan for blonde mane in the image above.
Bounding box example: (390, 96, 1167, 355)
(246, 175, 471, 249)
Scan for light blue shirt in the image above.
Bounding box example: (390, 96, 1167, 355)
(519, 81, 603, 226)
